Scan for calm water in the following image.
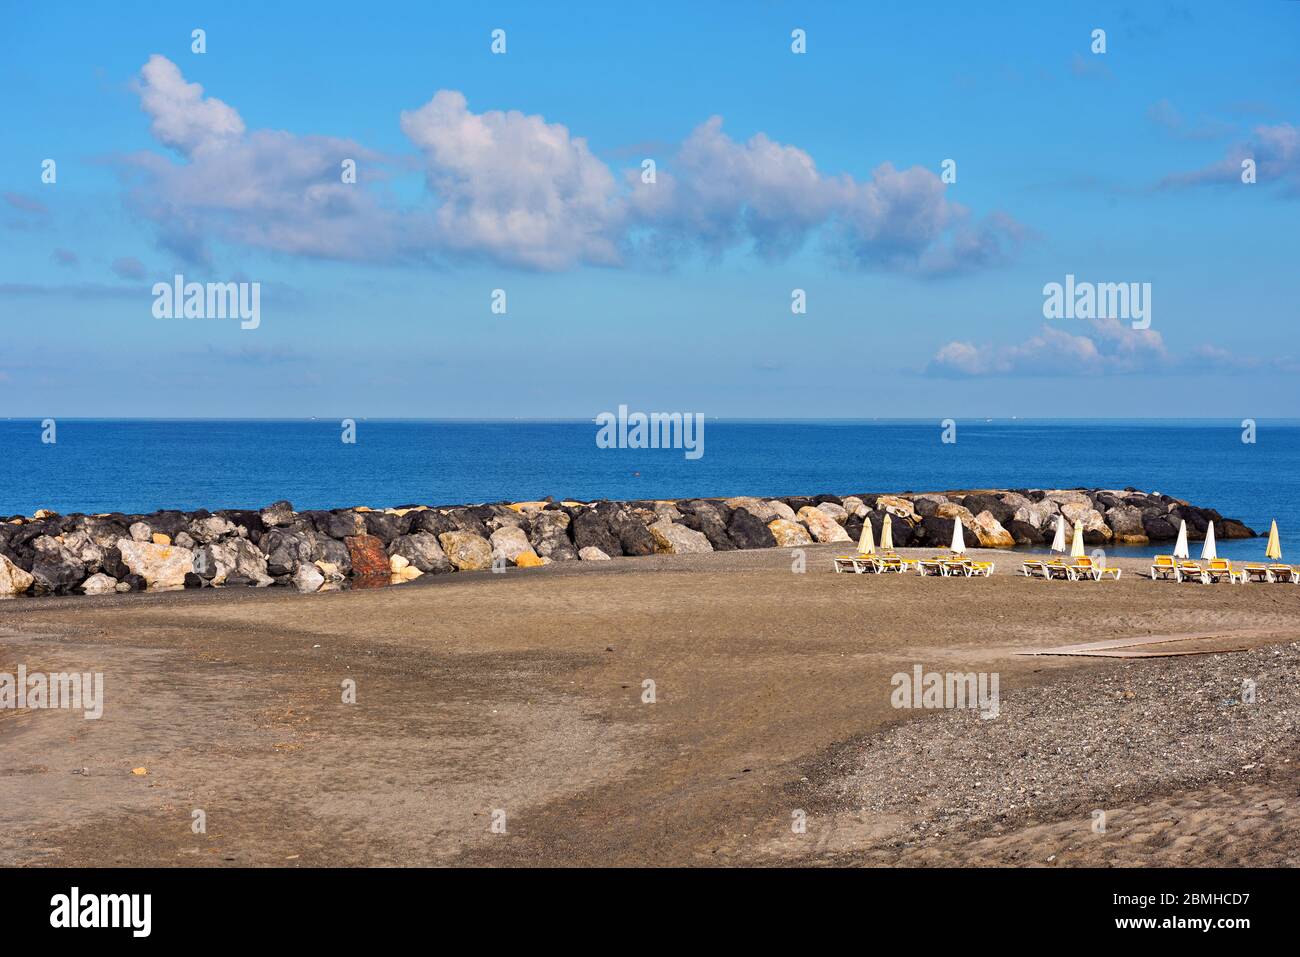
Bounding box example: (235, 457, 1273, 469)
(2, 419, 1296, 560)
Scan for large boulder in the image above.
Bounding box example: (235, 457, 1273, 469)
(409, 510, 458, 538)
(648, 520, 714, 555)
(724, 497, 780, 522)
(324, 510, 367, 539)
(572, 509, 622, 557)
(578, 546, 611, 561)
(875, 495, 918, 522)
(1004, 519, 1043, 546)
(345, 534, 390, 578)
(195, 539, 274, 586)
(489, 526, 533, 566)
(260, 500, 296, 528)
(1061, 502, 1112, 543)
(362, 511, 403, 545)
(80, 572, 119, 596)
(292, 563, 325, 593)
(529, 511, 577, 562)
(960, 494, 1015, 526)
(676, 502, 735, 551)
(727, 508, 777, 549)
(438, 531, 494, 571)
(603, 506, 656, 557)
(188, 515, 237, 544)
(768, 519, 813, 547)
(261, 528, 321, 577)
(796, 506, 851, 543)
(970, 511, 1015, 548)
(116, 539, 195, 590)
(1104, 505, 1149, 544)
(1142, 514, 1178, 541)
(815, 501, 849, 524)
(0, 553, 34, 598)
(390, 533, 452, 574)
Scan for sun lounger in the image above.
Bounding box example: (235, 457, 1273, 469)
(1045, 561, 1073, 580)
(1269, 564, 1296, 583)
(1150, 555, 1177, 581)
(834, 554, 879, 573)
(942, 559, 973, 577)
(1241, 563, 1273, 583)
(1095, 565, 1121, 581)
(1177, 561, 1208, 584)
(1205, 559, 1239, 584)
(1068, 556, 1097, 581)
(1021, 560, 1047, 578)
(969, 561, 995, 577)
(917, 558, 946, 577)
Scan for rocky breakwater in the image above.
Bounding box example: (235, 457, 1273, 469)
(0, 489, 1255, 599)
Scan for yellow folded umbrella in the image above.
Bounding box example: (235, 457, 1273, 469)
(1266, 520, 1282, 560)
(1070, 520, 1085, 559)
(881, 513, 894, 551)
(857, 520, 875, 555)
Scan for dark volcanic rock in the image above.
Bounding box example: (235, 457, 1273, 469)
(362, 511, 402, 545)
(389, 533, 451, 574)
(1005, 519, 1043, 545)
(410, 510, 458, 538)
(1142, 515, 1178, 541)
(572, 510, 622, 557)
(676, 502, 735, 551)
(960, 494, 1014, 525)
(727, 507, 777, 548)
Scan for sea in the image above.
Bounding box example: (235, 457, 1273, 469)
(2, 418, 1296, 561)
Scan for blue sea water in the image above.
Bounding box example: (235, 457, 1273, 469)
(1, 419, 1297, 560)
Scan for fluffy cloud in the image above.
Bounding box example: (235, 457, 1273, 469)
(399, 90, 621, 269)
(123, 56, 1026, 274)
(927, 319, 1169, 377)
(1160, 122, 1300, 195)
(927, 320, 1300, 378)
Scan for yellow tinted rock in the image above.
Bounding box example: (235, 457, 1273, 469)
(514, 550, 546, 567)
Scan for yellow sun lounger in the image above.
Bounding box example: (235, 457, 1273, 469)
(834, 554, 878, 574)
(1095, 565, 1122, 581)
(1021, 560, 1050, 578)
(1241, 563, 1273, 583)
(968, 561, 995, 577)
(1067, 556, 1096, 580)
(1205, 558, 1240, 584)
(1269, 564, 1297, 584)
(1045, 560, 1073, 580)
(1150, 555, 1177, 581)
(1176, 561, 1207, 584)
(917, 558, 947, 577)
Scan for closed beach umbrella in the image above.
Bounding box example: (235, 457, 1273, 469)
(1050, 515, 1067, 553)
(950, 519, 966, 554)
(1201, 521, 1217, 561)
(857, 519, 875, 556)
(1071, 519, 1086, 559)
(1173, 520, 1190, 559)
(881, 513, 894, 551)
(1266, 520, 1282, 560)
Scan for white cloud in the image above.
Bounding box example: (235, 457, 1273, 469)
(122, 56, 1027, 275)
(927, 319, 1169, 377)
(400, 90, 622, 269)
(1160, 122, 1300, 195)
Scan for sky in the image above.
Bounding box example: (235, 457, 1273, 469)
(1, 1, 1298, 418)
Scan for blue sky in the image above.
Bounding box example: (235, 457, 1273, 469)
(2, 1, 1298, 417)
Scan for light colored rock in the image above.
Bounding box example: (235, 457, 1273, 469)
(174, 531, 196, 550)
(116, 539, 195, 590)
(438, 531, 494, 571)
(0, 553, 34, 598)
(79, 573, 119, 596)
(507, 501, 551, 516)
(514, 550, 548, 567)
(292, 563, 325, 593)
(196, 539, 273, 586)
(578, 546, 611, 561)
(151, 532, 171, 546)
(33, 508, 56, 519)
(768, 518, 813, 547)
(389, 554, 410, 573)
(724, 497, 779, 523)
(652, 502, 683, 523)
(314, 561, 345, 582)
(1046, 490, 1092, 507)
(189, 516, 237, 543)
(129, 522, 151, 542)
(841, 496, 868, 519)
(797, 506, 852, 543)
(970, 511, 1015, 548)
(1061, 502, 1112, 539)
(767, 500, 796, 522)
(815, 502, 849, 524)
(490, 526, 533, 565)
(875, 495, 919, 522)
(649, 520, 714, 555)
(396, 564, 423, 582)
(936, 502, 976, 525)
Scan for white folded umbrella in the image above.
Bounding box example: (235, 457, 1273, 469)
(1050, 515, 1067, 554)
(1173, 520, 1190, 559)
(950, 519, 966, 554)
(1201, 521, 1217, 561)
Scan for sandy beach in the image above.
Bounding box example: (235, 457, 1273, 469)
(2, 543, 1296, 867)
